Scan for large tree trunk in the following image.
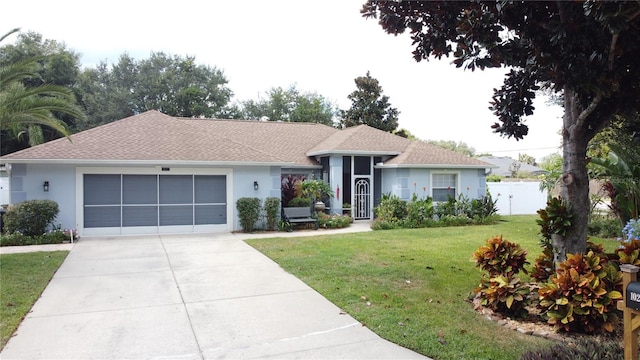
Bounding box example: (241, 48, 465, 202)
(556, 89, 591, 262)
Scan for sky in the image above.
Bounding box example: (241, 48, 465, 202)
(5, 0, 564, 161)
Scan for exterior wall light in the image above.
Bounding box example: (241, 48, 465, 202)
(43, 181, 50, 192)
(254, 181, 259, 191)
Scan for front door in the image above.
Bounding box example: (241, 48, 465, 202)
(353, 177, 371, 219)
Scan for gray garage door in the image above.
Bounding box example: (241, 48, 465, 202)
(83, 174, 227, 231)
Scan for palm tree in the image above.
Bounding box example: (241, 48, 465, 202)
(0, 28, 85, 147)
(591, 147, 640, 225)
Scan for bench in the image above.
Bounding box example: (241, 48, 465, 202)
(283, 207, 318, 230)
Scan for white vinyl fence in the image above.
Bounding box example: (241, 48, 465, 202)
(487, 181, 548, 215)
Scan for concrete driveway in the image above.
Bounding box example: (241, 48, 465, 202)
(1, 227, 428, 359)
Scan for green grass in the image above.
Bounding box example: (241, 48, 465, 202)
(0, 251, 69, 350)
(246, 215, 620, 360)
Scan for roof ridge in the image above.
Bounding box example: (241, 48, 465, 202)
(325, 125, 366, 148)
(176, 117, 333, 128)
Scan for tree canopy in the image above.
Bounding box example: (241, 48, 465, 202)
(77, 52, 238, 129)
(341, 71, 399, 132)
(427, 139, 476, 157)
(0, 29, 85, 155)
(518, 153, 537, 166)
(363, 1, 640, 259)
(240, 85, 337, 125)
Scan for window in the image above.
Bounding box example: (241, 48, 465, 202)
(432, 174, 456, 202)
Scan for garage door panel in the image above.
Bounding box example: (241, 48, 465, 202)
(195, 175, 226, 203)
(123, 206, 158, 226)
(123, 175, 157, 204)
(195, 205, 226, 225)
(84, 175, 120, 205)
(85, 206, 120, 228)
(159, 205, 192, 226)
(160, 175, 192, 204)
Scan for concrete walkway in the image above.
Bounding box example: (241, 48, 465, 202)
(1, 223, 428, 359)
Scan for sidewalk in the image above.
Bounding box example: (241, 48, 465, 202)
(0, 242, 75, 255)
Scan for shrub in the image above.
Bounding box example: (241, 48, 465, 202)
(374, 193, 407, 224)
(473, 213, 501, 225)
(370, 218, 398, 230)
(263, 197, 280, 231)
(472, 236, 531, 318)
(277, 219, 292, 232)
(40, 230, 66, 244)
(281, 175, 304, 207)
(616, 239, 640, 266)
(473, 236, 529, 277)
(404, 194, 433, 228)
(434, 196, 456, 218)
(588, 215, 623, 238)
(298, 179, 334, 202)
(471, 191, 499, 218)
(454, 194, 473, 217)
(538, 251, 622, 333)
(287, 197, 311, 207)
(0, 229, 68, 247)
(520, 337, 623, 360)
(535, 196, 574, 276)
(438, 214, 473, 227)
(236, 197, 261, 233)
(0, 232, 32, 246)
(536, 196, 573, 240)
(473, 275, 530, 318)
(531, 248, 555, 282)
(3, 200, 59, 236)
(317, 212, 351, 229)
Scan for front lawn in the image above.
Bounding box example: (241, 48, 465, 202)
(246, 215, 619, 360)
(0, 251, 69, 350)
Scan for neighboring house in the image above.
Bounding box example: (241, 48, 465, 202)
(0, 110, 492, 236)
(479, 156, 546, 178)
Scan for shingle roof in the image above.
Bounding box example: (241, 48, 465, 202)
(383, 140, 491, 168)
(1, 110, 336, 166)
(1, 110, 491, 169)
(307, 125, 409, 155)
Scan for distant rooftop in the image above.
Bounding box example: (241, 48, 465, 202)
(479, 156, 546, 177)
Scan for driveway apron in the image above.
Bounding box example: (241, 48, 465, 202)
(1, 233, 427, 359)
